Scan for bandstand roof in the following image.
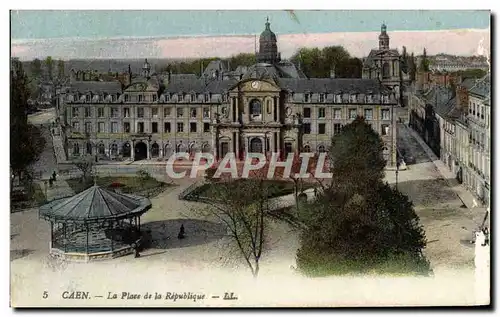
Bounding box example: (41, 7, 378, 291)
(39, 185, 151, 224)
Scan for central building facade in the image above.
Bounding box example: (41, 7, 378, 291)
(59, 21, 400, 167)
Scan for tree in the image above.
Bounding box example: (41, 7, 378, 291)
(419, 48, 430, 72)
(74, 155, 95, 183)
(295, 117, 430, 276)
(45, 56, 54, 80)
(10, 59, 46, 187)
(57, 59, 65, 78)
(409, 53, 417, 81)
(227, 53, 256, 70)
(401, 46, 409, 74)
(290, 46, 361, 78)
(194, 173, 276, 278)
(31, 58, 42, 78)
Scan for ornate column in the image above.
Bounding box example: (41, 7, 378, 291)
(276, 97, 280, 122)
(235, 132, 240, 160)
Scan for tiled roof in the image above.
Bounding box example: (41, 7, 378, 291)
(277, 78, 389, 94)
(69, 81, 122, 94)
(163, 78, 238, 94)
(39, 185, 151, 224)
(469, 75, 490, 98)
(363, 49, 400, 68)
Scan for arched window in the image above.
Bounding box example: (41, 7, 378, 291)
(250, 99, 262, 121)
(111, 143, 118, 156)
(98, 143, 105, 155)
(266, 99, 272, 114)
(73, 143, 80, 155)
(303, 145, 311, 153)
(122, 142, 131, 157)
(382, 62, 390, 79)
(318, 145, 327, 153)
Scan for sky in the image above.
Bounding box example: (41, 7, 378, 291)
(10, 10, 491, 60)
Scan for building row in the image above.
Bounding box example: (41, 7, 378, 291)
(408, 73, 490, 205)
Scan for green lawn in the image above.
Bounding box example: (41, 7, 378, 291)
(66, 176, 172, 197)
(189, 179, 316, 201)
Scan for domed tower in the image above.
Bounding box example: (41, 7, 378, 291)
(257, 18, 281, 64)
(379, 24, 390, 50)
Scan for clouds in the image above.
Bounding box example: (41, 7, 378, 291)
(11, 29, 490, 61)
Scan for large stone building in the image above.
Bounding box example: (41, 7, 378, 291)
(58, 20, 401, 167)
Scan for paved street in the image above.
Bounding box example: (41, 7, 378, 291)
(28, 109, 58, 180)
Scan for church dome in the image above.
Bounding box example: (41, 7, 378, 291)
(259, 19, 277, 42)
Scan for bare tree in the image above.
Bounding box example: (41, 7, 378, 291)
(74, 155, 95, 183)
(193, 172, 276, 278)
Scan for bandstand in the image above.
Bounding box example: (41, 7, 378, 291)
(39, 184, 152, 262)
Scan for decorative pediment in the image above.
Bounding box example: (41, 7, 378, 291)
(124, 82, 158, 92)
(231, 79, 281, 93)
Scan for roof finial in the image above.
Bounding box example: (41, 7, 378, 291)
(266, 16, 269, 23)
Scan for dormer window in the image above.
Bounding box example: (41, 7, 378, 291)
(165, 94, 170, 102)
(350, 94, 357, 103)
(335, 94, 342, 103)
(191, 94, 196, 102)
(138, 94, 144, 103)
(319, 94, 325, 103)
(125, 94, 130, 102)
(204, 93, 210, 103)
(249, 99, 262, 122)
(366, 94, 373, 103)
(304, 93, 311, 103)
(86, 94, 91, 103)
(178, 94, 183, 102)
(222, 93, 227, 102)
(153, 94, 157, 102)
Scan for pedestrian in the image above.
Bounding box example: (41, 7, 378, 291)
(178, 224, 185, 240)
(313, 187, 318, 197)
(52, 171, 57, 182)
(133, 243, 141, 258)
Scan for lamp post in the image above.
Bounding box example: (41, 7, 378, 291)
(395, 159, 400, 190)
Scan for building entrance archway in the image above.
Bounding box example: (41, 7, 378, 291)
(135, 142, 147, 161)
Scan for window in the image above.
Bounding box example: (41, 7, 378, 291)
(165, 94, 171, 102)
(177, 122, 184, 132)
(164, 107, 171, 117)
(72, 107, 79, 117)
(84, 107, 91, 118)
(138, 95, 143, 103)
(111, 144, 118, 156)
(178, 94, 184, 102)
(350, 94, 358, 103)
(123, 122, 131, 133)
(137, 107, 144, 118)
(190, 94, 195, 102)
(319, 94, 325, 103)
(349, 109, 357, 119)
(366, 94, 373, 103)
(137, 122, 144, 133)
(334, 123, 342, 134)
(250, 99, 262, 120)
(203, 122, 210, 132)
(318, 123, 326, 134)
(303, 107, 311, 118)
(190, 122, 197, 132)
(203, 107, 210, 119)
(304, 93, 311, 103)
(303, 145, 311, 152)
(266, 100, 272, 114)
(124, 94, 130, 102)
(72, 122, 80, 131)
(164, 122, 171, 133)
(97, 107, 104, 118)
(86, 142, 92, 154)
(98, 143, 105, 155)
(381, 124, 390, 136)
(381, 109, 391, 120)
(152, 94, 157, 102)
(191, 108, 197, 118)
(73, 143, 80, 155)
(152, 108, 158, 118)
(318, 107, 326, 118)
(97, 122, 105, 133)
(177, 107, 184, 118)
(123, 107, 130, 118)
(85, 122, 92, 133)
(318, 145, 327, 153)
(111, 122, 118, 133)
(303, 123, 311, 134)
(364, 109, 373, 120)
(204, 94, 210, 102)
(335, 94, 342, 103)
(152, 122, 158, 133)
(86, 94, 91, 103)
(334, 109, 342, 119)
(110, 108, 118, 118)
